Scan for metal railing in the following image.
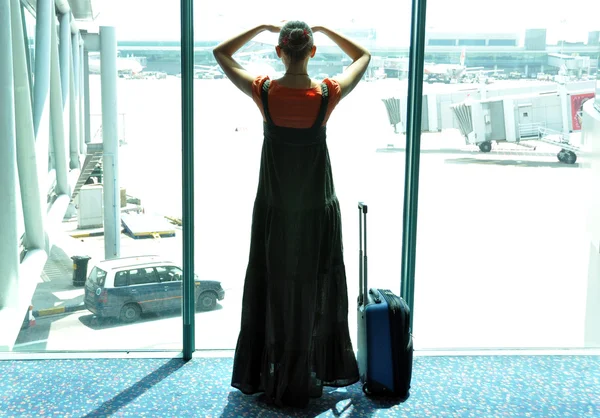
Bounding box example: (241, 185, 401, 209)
(518, 122, 545, 140)
(516, 123, 582, 153)
(538, 126, 570, 144)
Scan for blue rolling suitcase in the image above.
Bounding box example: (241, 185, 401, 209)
(356, 202, 413, 399)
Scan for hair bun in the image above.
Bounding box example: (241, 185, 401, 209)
(289, 28, 305, 41)
(278, 21, 313, 58)
(288, 28, 308, 50)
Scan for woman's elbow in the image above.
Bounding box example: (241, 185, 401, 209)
(213, 46, 228, 59)
(213, 49, 229, 67)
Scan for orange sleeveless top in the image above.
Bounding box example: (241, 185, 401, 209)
(251, 75, 342, 129)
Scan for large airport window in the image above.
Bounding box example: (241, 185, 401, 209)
(8, 0, 600, 355)
(417, 8, 597, 349)
(192, 6, 417, 352)
(9, 2, 186, 352)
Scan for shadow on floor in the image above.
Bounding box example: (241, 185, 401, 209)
(220, 385, 402, 417)
(82, 358, 185, 417)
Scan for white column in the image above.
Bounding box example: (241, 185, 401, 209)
(83, 48, 91, 144)
(11, 0, 46, 252)
(59, 12, 74, 169)
(50, 14, 69, 196)
(100, 26, 121, 259)
(59, 13, 70, 107)
(32, 0, 51, 143)
(72, 34, 79, 97)
(69, 35, 79, 168)
(79, 39, 86, 153)
(32, 0, 51, 200)
(0, 0, 19, 310)
(72, 33, 82, 156)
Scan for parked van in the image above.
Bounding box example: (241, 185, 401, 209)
(84, 255, 225, 322)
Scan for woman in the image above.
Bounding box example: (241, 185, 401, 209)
(213, 20, 371, 408)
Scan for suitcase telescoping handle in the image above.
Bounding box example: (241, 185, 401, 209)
(358, 202, 368, 307)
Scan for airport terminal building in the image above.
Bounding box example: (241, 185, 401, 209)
(422, 28, 599, 76)
(117, 27, 600, 78)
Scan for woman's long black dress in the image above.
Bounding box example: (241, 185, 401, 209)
(231, 80, 359, 408)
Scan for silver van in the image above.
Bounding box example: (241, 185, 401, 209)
(84, 255, 225, 322)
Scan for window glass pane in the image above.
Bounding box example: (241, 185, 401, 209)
(415, 3, 598, 349)
(429, 39, 457, 46)
(114, 271, 127, 287)
(488, 40, 517, 47)
(13, 2, 183, 352)
(128, 268, 159, 285)
(156, 266, 180, 282)
(169, 267, 183, 281)
(458, 39, 486, 46)
(193, 4, 412, 362)
(88, 267, 107, 287)
(11, 0, 596, 356)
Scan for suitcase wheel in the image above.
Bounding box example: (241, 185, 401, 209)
(362, 383, 372, 395)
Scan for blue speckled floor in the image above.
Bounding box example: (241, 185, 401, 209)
(1, 355, 599, 417)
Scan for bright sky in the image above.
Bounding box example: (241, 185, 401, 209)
(90, 0, 600, 45)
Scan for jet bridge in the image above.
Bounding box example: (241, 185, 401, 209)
(450, 84, 594, 163)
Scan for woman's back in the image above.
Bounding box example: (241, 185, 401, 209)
(251, 75, 342, 129)
(254, 77, 335, 211)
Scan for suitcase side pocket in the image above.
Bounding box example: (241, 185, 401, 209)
(381, 289, 412, 400)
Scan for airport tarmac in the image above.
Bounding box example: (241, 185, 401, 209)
(12, 76, 594, 352)
(16, 139, 591, 352)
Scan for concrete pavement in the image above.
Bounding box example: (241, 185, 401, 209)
(33, 225, 90, 318)
(32, 217, 182, 318)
